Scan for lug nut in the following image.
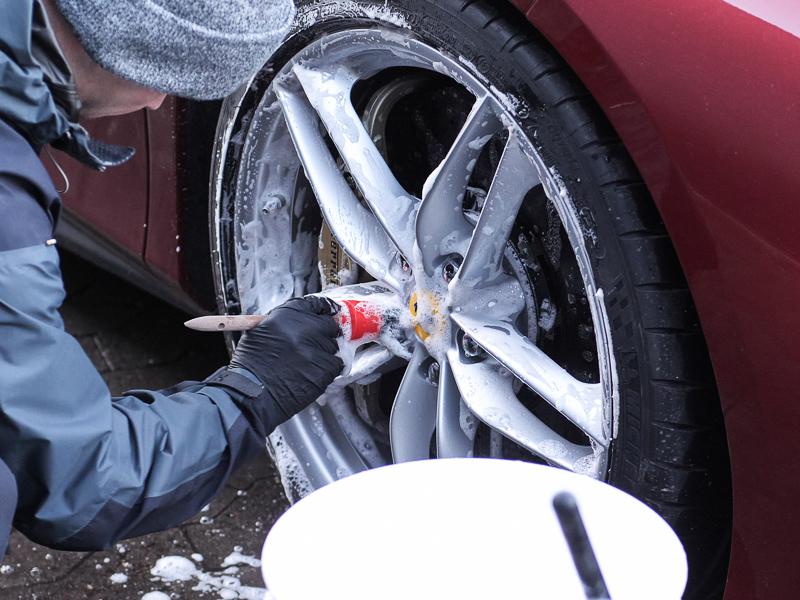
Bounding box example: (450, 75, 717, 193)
(462, 334, 483, 359)
(442, 257, 462, 283)
(262, 194, 287, 215)
(398, 255, 412, 274)
(427, 361, 440, 385)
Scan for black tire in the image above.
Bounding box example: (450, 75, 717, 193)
(224, 1, 732, 596)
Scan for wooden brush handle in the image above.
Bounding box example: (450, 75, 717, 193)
(184, 315, 267, 332)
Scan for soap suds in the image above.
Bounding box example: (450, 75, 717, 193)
(109, 572, 128, 584)
(149, 552, 266, 600)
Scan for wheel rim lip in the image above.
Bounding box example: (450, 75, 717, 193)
(210, 26, 618, 495)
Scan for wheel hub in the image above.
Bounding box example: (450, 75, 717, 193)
(408, 286, 448, 350)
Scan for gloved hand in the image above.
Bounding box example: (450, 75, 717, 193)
(229, 296, 344, 422)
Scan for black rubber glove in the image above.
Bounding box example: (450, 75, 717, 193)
(229, 296, 344, 425)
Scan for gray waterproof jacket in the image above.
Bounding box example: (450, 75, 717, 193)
(0, 0, 280, 550)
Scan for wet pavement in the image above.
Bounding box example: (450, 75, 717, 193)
(0, 252, 289, 599)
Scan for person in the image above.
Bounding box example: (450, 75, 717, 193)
(0, 0, 343, 558)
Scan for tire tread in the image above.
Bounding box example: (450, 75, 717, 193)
(449, 2, 730, 597)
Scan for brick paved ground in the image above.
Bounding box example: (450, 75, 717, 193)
(0, 252, 289, 599)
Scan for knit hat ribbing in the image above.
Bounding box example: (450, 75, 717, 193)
(54, 0, 296, 100)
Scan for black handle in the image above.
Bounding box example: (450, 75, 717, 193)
(553, 491, 612, 600)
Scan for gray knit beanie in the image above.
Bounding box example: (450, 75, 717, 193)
(53, 0, 296, 100)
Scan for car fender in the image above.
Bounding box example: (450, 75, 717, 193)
(506, 1, 800, 598)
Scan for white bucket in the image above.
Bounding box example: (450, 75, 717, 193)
(261, 459, 687, 600)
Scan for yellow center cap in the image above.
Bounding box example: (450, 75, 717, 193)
(410, 291, 440, 342)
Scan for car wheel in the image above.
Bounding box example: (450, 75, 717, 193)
(210, 1, 731, 597)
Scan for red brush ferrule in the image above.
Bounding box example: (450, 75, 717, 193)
(338, 300, 383, 342)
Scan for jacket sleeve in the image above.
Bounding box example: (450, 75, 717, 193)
(0, 243, 276, 550)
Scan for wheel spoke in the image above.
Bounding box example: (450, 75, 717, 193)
(455, 130, 541, 289)
(451, 313, 608, 446)
(436, 359, 473, 458)
(416, 96, 503, 275)
(292, 65, 418, 259)
(333, 346, 396, 388)
(447, 348, 600, 475)
(389, 346, 437, 462)
(274, 81, 406, 291)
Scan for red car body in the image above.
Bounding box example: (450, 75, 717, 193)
(51, 1, 800, 597)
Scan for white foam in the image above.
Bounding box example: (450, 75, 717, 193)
(150, 554, 267, 600)
(221, 551, 262, 569)
(296, 2, 410, 30)
(268, 429, 314, 500)
(151, 556, 196, 582)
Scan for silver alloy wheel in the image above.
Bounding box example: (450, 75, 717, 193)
(211, 28, 618, 497)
